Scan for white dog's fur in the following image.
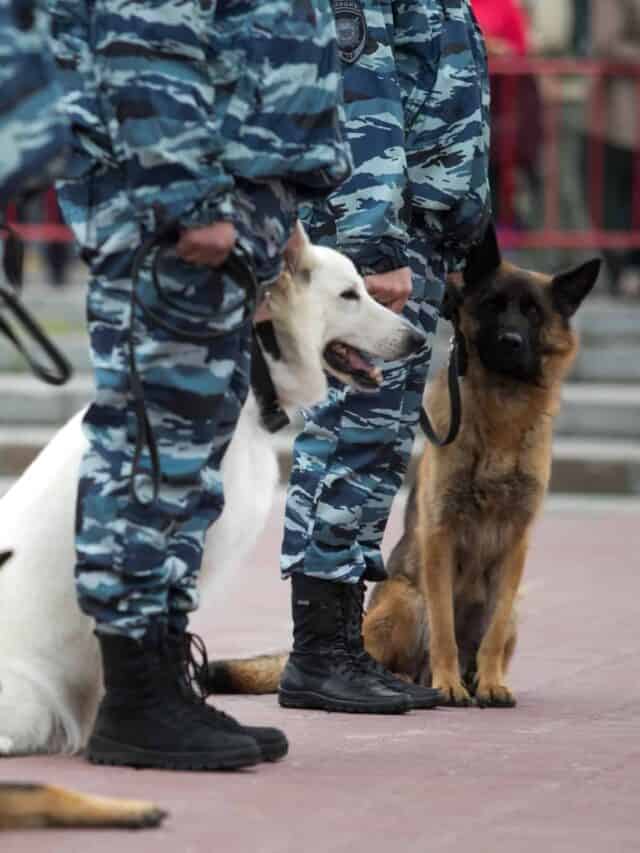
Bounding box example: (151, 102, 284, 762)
(0, 230, 422, 755)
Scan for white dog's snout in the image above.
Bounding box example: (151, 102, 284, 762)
(404, 322, 428, 356)
(379, 320, 428, 360)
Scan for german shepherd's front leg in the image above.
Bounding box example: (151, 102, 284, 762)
(422, 531, 472, 706)
(474, 535, 528, 708)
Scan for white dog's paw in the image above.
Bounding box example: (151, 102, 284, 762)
(0, 735, 15, 754)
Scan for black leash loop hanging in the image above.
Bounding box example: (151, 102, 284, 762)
(127, 228, 259, 507)
(419, 329, 463, 447)
(0, 221, 72, 386)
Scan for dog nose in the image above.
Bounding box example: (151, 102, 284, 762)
(498, 331, 523, 351)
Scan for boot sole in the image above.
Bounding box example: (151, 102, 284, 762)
(406, 697, 440, 710)
(86, 735, 261, 771)
(258, 738, 289, 762)
(278, 688, 410, 715)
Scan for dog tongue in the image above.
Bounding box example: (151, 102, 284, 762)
(334, 343, 382, 385)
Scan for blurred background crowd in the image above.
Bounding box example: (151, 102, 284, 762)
(3, 0, 640, 299)
(474, 0, 640, 298)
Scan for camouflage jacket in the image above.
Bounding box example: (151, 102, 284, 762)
(48, 0, 351, 241)
(303, 0, 491, 273)
(0, 0, 69, 199)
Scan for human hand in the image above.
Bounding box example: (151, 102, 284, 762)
(176, 222, 237, 267)
(364, 267, 412, 313)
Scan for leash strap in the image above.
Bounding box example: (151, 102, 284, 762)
(0, 220, 72, 386)
(127, 229, 259, 507)
(0, 283, 73, 385)
(419, 329, 463, 447)
(251, 325, 290, 434)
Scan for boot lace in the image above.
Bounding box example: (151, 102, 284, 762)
(346, 582, 402, 682)
(174, 631, 239, 726)
(331, 587, 381, 680)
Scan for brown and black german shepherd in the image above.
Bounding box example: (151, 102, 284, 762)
(0, 551, 166, 831)
(207, 230, 600, 709)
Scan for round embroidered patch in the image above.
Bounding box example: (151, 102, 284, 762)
(333, 0, 367, 64)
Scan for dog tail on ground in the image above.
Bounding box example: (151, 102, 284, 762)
(207, 653, 287, 694)
(0, 783, 167, 830)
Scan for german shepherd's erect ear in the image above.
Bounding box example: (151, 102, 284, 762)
(442, 224, 502, 319)
(0, 551, 12, 569)
(551, 258, 601, 318)
(463, 222, 502, 288)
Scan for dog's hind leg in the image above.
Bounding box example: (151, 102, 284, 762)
(363, 578, 426, 681)
(0, 672, 65, 755)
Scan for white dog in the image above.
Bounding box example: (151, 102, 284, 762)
(0, 229, 425, 755)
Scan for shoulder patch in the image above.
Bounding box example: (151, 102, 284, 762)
(332, 0, 367, 64)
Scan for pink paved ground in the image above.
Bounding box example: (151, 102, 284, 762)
(2, 493, 640, 852)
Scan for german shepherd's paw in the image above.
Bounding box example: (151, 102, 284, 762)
(432, 678, 473, 707)
(475, 682, 516, 709)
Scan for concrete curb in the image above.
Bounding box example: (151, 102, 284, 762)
(2, 425, 639, 495)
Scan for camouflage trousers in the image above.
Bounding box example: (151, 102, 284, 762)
(76, 245, 252, 638)
(281, 233, 445, 583)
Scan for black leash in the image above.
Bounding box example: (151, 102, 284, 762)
(0, 220, 72, 386)
(251, 321, 290, 434)
(418, 304, 466, 447)
(127, 229, 271, 506)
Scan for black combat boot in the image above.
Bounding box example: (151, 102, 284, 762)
(278, 575, 411, 714)
(345, 581, 441, 710)
(168, 629, 289, 762)
(87, 623, 261, 770)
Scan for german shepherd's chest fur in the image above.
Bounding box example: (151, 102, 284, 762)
(435, 376, 552, 580)
(364, 230, 600, 707)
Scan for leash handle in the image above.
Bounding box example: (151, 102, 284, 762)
(0, 282, 72, 385)
(419, 333, 462, 447)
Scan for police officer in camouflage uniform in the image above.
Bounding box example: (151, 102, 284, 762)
(48, 0, 351, 769)
(278, 0, 491, 714)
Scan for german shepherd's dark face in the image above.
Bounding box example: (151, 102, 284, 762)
(455, 226, 601, 384)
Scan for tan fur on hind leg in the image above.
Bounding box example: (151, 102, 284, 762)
(363, 578, 426, 680)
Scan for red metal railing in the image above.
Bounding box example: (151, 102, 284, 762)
(488, 57, 640, 250)
(3, 59, 640, 253)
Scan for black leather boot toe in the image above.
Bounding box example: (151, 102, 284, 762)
(277, 575, 410, 714)
(169, 630, 289, 762)
(347, 582, 441, 710)
(87, 624, 260, 771)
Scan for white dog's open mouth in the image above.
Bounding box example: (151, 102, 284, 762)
(323, 342, 383, 390)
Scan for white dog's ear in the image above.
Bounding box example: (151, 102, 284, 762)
(284, 221, 314, 282)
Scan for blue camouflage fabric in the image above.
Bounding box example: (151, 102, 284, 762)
(0, 0, 68, 199)
(282, 0, 490, 583)
(48, 0, 350, 637)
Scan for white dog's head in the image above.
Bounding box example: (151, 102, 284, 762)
(260, 226, 427, 409)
